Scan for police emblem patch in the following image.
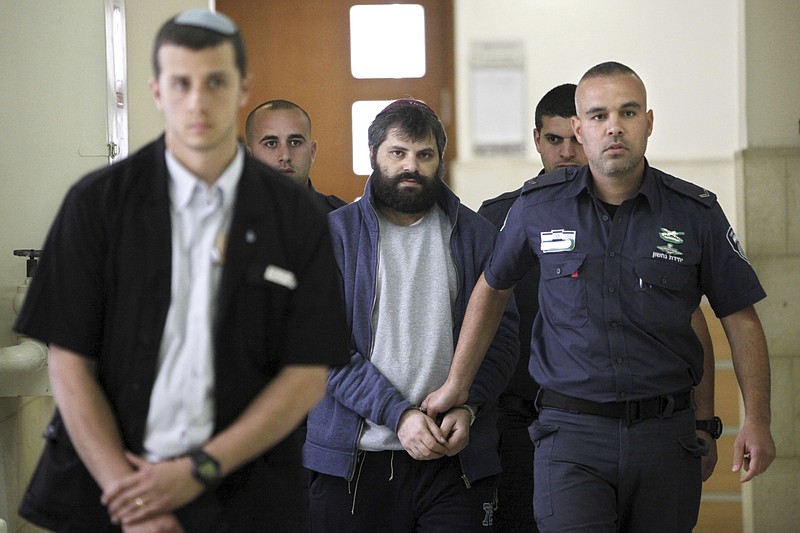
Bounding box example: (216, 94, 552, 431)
(656, 243, 683, 256)
(653, 228, 685, 262)
(726, 226, 750, 264)
(659, 227, 685, 245)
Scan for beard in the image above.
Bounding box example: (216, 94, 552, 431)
(371, 167, 443, 214)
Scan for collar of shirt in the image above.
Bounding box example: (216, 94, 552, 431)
(634, 160, 659, 213)
(165, 146, 244, 214)
(580, 158, 658, 213)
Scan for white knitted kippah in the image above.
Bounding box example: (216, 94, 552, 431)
(174, 9, 237, 35)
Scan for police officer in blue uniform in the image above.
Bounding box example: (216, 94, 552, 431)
(477, 83, 588, 533)
(424, 62, 775, 532)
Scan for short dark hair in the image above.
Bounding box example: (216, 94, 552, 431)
(152, 14, 247, 78)
(534, 84, 577, 131)
(245, 100, 311, 146)
(368, 99, 447, 168)
(580, 61, 640, 85)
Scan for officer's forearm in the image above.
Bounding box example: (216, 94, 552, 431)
(721, 307, 771, 425)
(444, 274, 514, 401)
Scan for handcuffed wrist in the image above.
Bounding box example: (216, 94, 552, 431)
(451, 404, 477, 426)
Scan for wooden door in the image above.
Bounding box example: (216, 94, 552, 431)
(219, 0, 456, 202)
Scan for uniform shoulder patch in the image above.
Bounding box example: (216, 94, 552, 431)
(657, 170, 717, 207)
(726, 226, 751, 264)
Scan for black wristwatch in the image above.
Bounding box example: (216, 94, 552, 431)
(189, 449, 222, 488)
(696, 416, 723, 440)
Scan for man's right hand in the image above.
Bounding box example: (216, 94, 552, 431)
(421, 380, 468, 420)
(397, 409, 448, 460)
(699, 431, 718, 481)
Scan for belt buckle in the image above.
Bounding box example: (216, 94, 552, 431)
(625, 400, 642, 424)
(658, 394, 675, 419)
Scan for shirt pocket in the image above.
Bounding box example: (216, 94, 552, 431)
(633, 258, 696, 327)
(234, 262, 296, 361)
(539, 252, 588, 328)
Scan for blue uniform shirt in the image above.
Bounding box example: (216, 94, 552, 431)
(485, 161, 766, 402)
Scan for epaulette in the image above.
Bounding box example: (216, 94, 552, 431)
(521, 166, 579, 194)
(480, 187, 523, 208)
(658, 171, 717, 207)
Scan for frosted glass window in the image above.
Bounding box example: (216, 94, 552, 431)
(352, 100, 394, 175)
(350, 5, 425, 79)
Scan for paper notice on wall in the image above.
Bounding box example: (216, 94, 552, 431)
(470, 41, 526, 157)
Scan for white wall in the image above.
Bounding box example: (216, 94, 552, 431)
(0, 1, 108, 349)
(451, 0, 741, 227)
(745, 0, 800, 148)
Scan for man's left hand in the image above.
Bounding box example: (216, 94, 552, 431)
(732, 419, 776, 482)
(122, 512, 186, 533)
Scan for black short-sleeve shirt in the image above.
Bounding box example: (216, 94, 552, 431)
(15, 137, 350, 447)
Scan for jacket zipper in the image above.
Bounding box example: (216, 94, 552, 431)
(459, 454, 472, 488)
(450, 207, 472, 490)
(348, 199, 381, 482)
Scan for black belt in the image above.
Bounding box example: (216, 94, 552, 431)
(498, 393, 537, 418)
(536, 388, 693, 424)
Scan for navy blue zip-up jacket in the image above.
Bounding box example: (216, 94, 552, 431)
(303, 176, 519, 484)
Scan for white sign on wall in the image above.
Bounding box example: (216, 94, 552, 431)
(470, 41, 526, 157)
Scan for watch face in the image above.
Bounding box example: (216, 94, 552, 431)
(198, 461, 219, 479)
(192, 450, 221, 486)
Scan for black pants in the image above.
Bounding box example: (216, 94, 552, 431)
(176, 456, 309, 533)
(309, 450, 497, 533)
(495, 405, 537, 533)
(531, 407, 703, 533)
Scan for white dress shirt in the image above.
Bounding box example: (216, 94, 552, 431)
(143, 147, 243, 460)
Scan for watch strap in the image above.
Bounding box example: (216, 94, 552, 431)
(696, 416, 723, 439)
(189, 448, 222, 488)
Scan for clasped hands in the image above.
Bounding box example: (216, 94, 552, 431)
(100, 452, 203, 532)
(397, 405, 472, 460)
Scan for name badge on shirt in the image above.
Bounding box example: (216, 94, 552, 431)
(263, 265, 298, 290)
(540, 229, 576, 253)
